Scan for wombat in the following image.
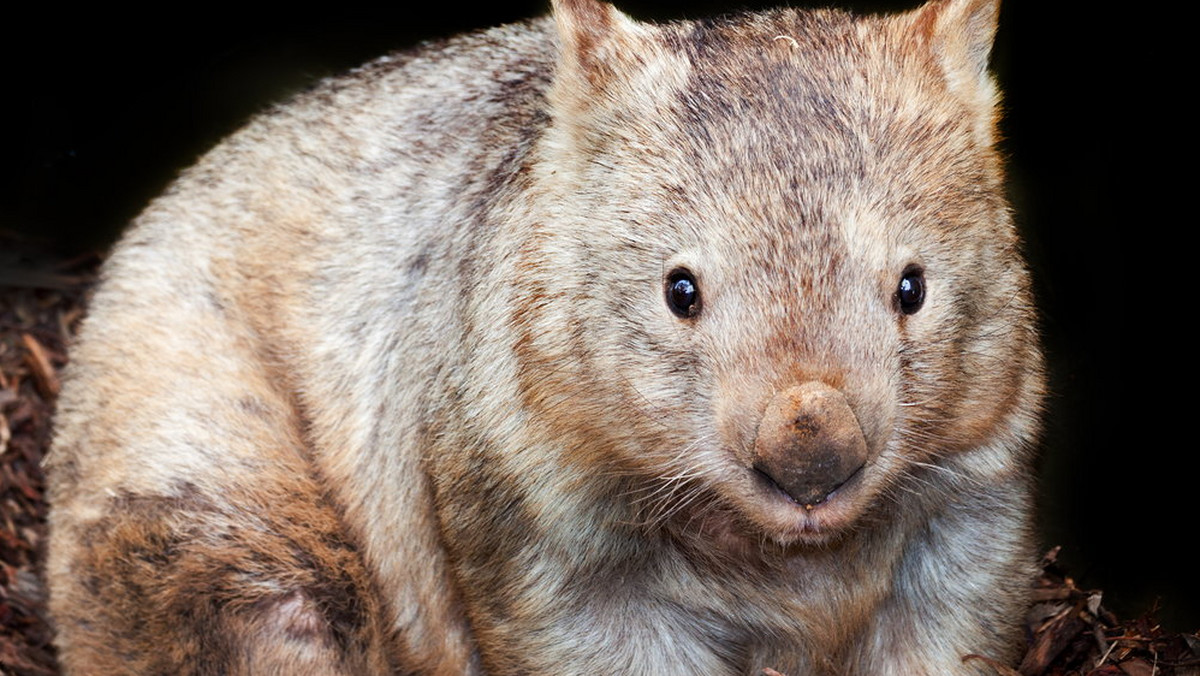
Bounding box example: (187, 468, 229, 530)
(45, 0, 1045, 673)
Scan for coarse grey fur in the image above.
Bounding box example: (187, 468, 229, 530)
(45, 0, 1044, 674)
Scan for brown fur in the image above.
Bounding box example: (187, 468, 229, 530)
(46, 0, 1044, 673)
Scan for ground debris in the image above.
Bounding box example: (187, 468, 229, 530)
(1016, 547, 1200, 676)
(0, 235, 95, 676)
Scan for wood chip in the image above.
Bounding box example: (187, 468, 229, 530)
(18, 334, 59, 400)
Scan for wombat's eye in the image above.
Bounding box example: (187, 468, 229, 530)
(896, 266, 925, 315)
(665, 268, 701, 318)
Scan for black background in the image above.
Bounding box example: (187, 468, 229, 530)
(7, 1, 1190, 631)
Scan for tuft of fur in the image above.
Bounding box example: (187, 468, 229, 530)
(46, 0, 1043, 673)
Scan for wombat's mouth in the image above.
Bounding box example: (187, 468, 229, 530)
(752, 461, 866, 511)
(727, 460, 874, 546)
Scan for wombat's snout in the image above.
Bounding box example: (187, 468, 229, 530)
(752, 382, 869, 509)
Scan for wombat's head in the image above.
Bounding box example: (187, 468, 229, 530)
(511, 0, 1042, 550)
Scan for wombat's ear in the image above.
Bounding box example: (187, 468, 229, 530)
(549, 0, 654, 112)
(907, 0, 1001, 143)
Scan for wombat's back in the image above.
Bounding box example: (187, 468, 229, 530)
(46, 19, 559, 674)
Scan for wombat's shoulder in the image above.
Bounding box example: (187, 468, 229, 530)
(217, 16, 558, 171)
(100, 16, 561, 311)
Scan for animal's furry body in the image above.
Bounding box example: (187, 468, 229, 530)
(45, 0, 1044, 673)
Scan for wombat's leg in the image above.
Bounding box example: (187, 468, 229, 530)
(45, 251, 400, 673)
(851, 478, 1034, 675)
(49, 479, 397, 675)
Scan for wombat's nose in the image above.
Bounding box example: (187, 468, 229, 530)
(752, 382, 869, 509)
